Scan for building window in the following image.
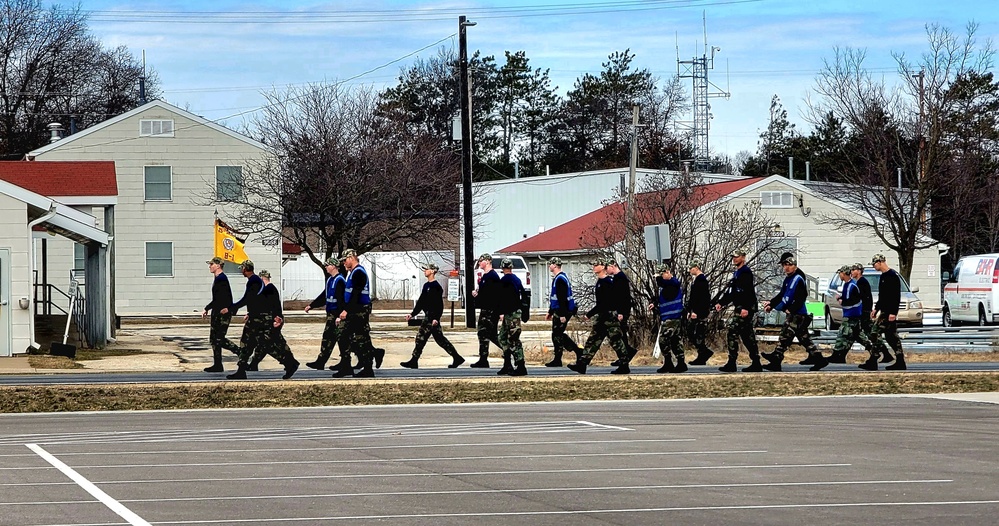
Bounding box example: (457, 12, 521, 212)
(755, 237, 799, 295)
(74, 243, 85, 272)
(139, 119, 174, 137)
(760, 191, 793, 208)
(216, 165, 243, 201)
(144, 166, 172, 201)
(145, 242, 173, 277)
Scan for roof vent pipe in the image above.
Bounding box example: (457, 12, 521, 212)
(48, 123, 64, 143)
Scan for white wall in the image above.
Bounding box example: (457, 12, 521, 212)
(0, 194, 32, 355)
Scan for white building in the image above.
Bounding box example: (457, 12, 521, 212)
(27, 100, 281, 316)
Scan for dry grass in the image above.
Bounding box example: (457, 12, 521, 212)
(0, 372, 996, 413)
(28, 348, 151, 370)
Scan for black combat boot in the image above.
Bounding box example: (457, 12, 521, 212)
(743, 357, 763, 372)
(448, 355, 465, 368)
(799, 353, 819, 365)
(880, 350, 895, 364)
(373, 348, 386, 369)
(808, 353, 830, 371)
(656, 356, 674, 374)
(672, 355, 688, 373)
(305, 356, 327, 370)
(610, 362, 630, 374)
(719, 356, 738, 373)
(828, 352, 847, 364)
(353, 365, 375, 378)
(567, 361, 587, 374)
(885, 352, 906, 370)
(225, 362, 247, 380)
(689, 348, 713, 366)
(204, 348, 224, 372)
(510, 360, 528, 376)
(282, 360, 299, 380)
(400, 357, 419, 369)
(331, 356, 354, 377)
(470, 356, 490, 368)
(497, 354, 514, 375)
(858, 354, 879, 371)
(246, 355, 262, 372)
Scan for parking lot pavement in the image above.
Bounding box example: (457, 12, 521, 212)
(1, 396, 997, 525)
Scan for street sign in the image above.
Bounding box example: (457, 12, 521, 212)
(447, 277, 461, 302)
(644, 224, 672, 261)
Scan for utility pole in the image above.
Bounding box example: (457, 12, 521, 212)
(459, 16, 477, 328)
(914, 67, 927, 233)
(624, 104, 640, 260)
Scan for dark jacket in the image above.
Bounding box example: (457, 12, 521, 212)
(611, 271, 633, 320)
(258, 282, 283, 318)
(230, 273, 263, 315)
(688, 273, 711, 318)
(586, 275, 617, 318)
(476, 269, 502, 311)
(876, 269, 902, 316)
(205, 272, 233, 314)
(411, 280, 445, 322)
(718, 264, 757, 312)
(856, 275, 874, 314)
(498, 272, 526, 315)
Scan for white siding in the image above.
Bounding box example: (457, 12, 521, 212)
(32, 104, 280, 315)
(0, 194, 32, 354)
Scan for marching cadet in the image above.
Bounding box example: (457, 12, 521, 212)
(714, 249, 762, 372)
(649, 263, 686, 373)
(606, 261, 639, 366)
(400, 262, 465, 369)
(861, 254, 907, 371)
(828, 265, 876, 366)
(333, 249, 383, 378)
(242, 270, 299, 380)
(761, 255, 829, 371)
(567, 260, 630, 375)
(224, 260, 267, 379)
(544, 257, 580, 367)
(686, 262, 714, 365)
(470, 253, 502, 368)
(497, 258, 528, 376)
(201, 257, 240, 372)
(851, 262, 892, 364)
(304, 257, 350, 372)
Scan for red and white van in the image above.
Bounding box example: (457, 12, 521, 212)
(943, 253, 999, 326)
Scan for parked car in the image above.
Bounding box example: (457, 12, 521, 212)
(823, 268, 923, 329)
(942, 253, 999, 326)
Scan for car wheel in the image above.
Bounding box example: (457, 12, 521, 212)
(942, 306, 954, 327)
(825, 310, 838, 330)
(979, 306, 988, 326)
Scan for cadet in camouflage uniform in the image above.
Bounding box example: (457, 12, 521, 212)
(686, 261, 714, 365)
(496, 258, 528, 376)
(714, 249, 762, 372)
(861, 253, 907, 371)
(334, 249, 382, 378)
(400, 262, 465, 369)
(761, 255, 829, 371)
(567, 260, 630, 375)
(470, 253, 502, 368)
(243, 270, 299, 379)
(830, 265, 875, 363)
(201, 257, 240, 372)
(544, 257, 580, 367)
(850, 262, 892, 364)
(649, 264, 686, 373)
(225, 260, 268, 379)
(304, 257, 351, 371)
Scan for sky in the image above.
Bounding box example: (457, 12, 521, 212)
(79, 0, 999, 161)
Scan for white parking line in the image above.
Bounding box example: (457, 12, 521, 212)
(37, 450, 765, 470)
(25, 444, 151, 526)
(0, 479, 955, 507)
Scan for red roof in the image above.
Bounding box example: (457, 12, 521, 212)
(500, 178, 762, 254)
(0, 161, 117, 197)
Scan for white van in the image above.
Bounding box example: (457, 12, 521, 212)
(942, 253, 999, 326)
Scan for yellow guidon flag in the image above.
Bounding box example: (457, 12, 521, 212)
(214, 219, 249, 264)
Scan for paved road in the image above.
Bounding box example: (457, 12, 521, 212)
(0, 396, 997, 525)
(2, 361, 999, 386)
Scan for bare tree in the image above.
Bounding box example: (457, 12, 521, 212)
(807, 23, 994, 279)
(204, 83, 460, 270)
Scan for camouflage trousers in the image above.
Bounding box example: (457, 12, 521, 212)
(772, 312, 818, 359)
(833, 317, 873, 356)
(238, 315, 295, 366)
(315, 313, 349, 363)
(869, 314, 902, 356)
(578, 313, 628, 365)
(657, 319, 684, 359)
(412, 318, 460, 359)
(550, 316, 579, 358)
(725, 313, 759, 359)
(688, 317, 711, 356)
(209, 313, 240, 355)
(498, 310, 525, 362)
(341, 307, 375, 365)
(476, 309, 501, 359)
